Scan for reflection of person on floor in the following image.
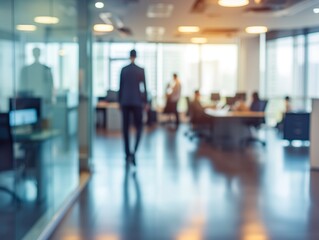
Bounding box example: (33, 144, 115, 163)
(119, 49, 148, 166)
(123, 168, 142, 239)
(163, 73, 181, 128)
(19, 47, 54, 125)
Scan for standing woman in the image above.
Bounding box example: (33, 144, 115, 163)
(164, 73, 181, 128)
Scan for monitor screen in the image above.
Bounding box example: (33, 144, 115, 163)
(211, 93, 220, 101)
(226, 97, 236, 105)
(9, 97, 41, 120)
(9, 108, 37, 127)
(105, 90, 118, 102)
(235, 92, 247, 101)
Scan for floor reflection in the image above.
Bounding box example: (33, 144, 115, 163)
(50, 125, 319, 240)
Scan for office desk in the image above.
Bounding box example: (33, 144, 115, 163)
(205, 109, 265, 147)
(14, 129, 60, 202)
(96, 102, 121, 131)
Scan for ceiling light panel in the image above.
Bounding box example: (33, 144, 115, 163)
(191, 37, 208, 44)
(147, 3, 174, 18)
(245, 26, 268, 34)
(178, 26, 200, 33)
(95, 2, 104, 9)
(218, 0, 249, 7)
(93, 24, 114, 32)
(16, 25, 37, 31)
(34, 16, 59, 24)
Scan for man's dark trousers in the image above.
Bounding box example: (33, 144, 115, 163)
(121, 105, 143, 159)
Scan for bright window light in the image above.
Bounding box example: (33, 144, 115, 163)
(245, 26, 268, 34)
(95, 2, 104, 9)
(313, 8, 319, 14)
(218, 0, 249, 7)
(178, 26, 200, 33)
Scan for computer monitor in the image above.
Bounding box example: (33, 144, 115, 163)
(9, 97, 41, 129)
(226, 97, 236, 106)
(211, 93, 220, 101)
(9, 108, 37, 127)
(105, 90, 118, 102)
(235, 92, 247, 101)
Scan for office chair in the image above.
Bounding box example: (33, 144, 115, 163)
(235, 92, 247, 101)
(185, 99, 212, 141)
(244, 100, 268, 146)
(0, 113, 20, 202)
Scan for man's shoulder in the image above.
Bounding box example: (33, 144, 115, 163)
(122, 64, 144, 72)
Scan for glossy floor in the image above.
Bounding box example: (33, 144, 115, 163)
(50, 125, 319, 240)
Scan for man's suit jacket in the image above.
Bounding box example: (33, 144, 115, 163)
(119, 63, 147, 107)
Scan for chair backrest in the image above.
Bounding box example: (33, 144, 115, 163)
(0, 113, 14, 171)
(250, 100, 268, 112)
(235, 92, 247, 101)
(226, 97, 236, 106)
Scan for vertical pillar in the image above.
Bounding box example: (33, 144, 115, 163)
(77, 0, 93, 171)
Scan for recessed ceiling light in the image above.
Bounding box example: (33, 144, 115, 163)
(34, 16, 59, 24)
(313, 8, 319, 14)
(147, 3, 174, 18)
(178, 26, 200, 33)
(95, 2, 104, 9)
(191, 37, 207, 44)
(146, 26, 165, 36)
(218, 0, 249, 7)
(16, 25, 37, 31)
(93, 24, 114, 32)
(245, 26, 268, 34)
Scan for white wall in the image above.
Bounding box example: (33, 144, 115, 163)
(238, 36, 261, 102)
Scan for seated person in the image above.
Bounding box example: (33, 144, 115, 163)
(284, 96, 292, 113)
(232, 95, 249, 112)
(249, 91, 260, 111)
(189, 90, 211, 124)
(277, 96, 292, 131)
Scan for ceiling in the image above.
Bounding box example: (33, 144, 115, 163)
(0, 0, 319, 43)
(93, 0, 319, 43)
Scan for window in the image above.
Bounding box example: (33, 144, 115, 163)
(201, 45, 238, 96)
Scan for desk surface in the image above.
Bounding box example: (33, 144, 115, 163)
(96, 101, 119, 109)
(205, 109, 264, 118)
(14, 129, 60, 142)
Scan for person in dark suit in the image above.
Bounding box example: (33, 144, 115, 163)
(119, 49, 148, 166)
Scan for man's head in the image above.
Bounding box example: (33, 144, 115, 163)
(33, 47, 41, 61)
(194, 90, 200, 99)
(173, 73, 178, 80)
(130, 49, 137, 62)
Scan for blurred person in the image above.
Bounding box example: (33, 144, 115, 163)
(19, 47, 54, 127)
(190, 90, 211, 123)
(119, 49, 148, 166)
(163, 73, 181, 128)
(284, 96, 292, 112)
(232, 95, 249, 112)
(249, 91, 260, 111)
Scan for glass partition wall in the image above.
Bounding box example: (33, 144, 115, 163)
(0, 0, 81, 239)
